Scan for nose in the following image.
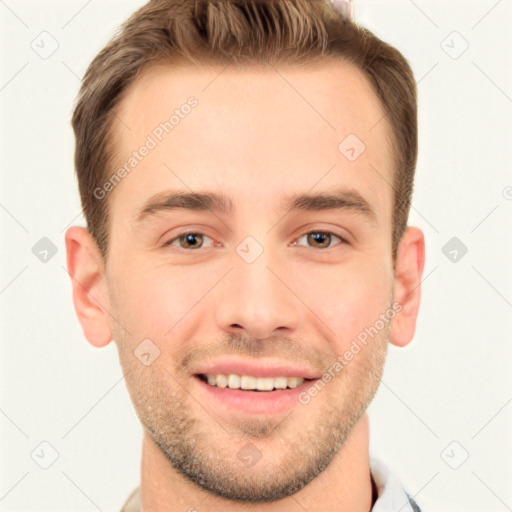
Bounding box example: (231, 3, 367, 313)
(215, 248, 302, 340)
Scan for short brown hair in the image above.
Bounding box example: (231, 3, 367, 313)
(71, 0, 417, 262)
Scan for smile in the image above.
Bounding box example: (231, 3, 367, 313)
(197, 373, 314, 391)
(194, 374, 319, 414)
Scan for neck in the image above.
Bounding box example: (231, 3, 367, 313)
(139, 412, 373, 512)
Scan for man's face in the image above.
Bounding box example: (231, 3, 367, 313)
(105, 60, 395, 501)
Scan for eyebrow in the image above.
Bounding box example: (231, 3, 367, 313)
(136, 188, 378, 225)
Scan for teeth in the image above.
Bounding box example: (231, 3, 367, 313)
(287, 377, 302, 388)
(227, 374, 241, 388)
(202, 374, 306, 391)
(273, 377, 288, 389)
(256, 377, 274, 391)
(241, 375, 257, 389)
(216, 374, 228, 388)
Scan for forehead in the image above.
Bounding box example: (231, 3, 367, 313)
(108, 59, 394, 223)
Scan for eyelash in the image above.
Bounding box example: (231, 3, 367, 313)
(162, 230, 349, 251)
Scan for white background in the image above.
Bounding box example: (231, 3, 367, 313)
(1, 1, 511, 511)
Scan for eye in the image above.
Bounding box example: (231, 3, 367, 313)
(291, 231, 347, 250)
(163, 231, 217, 250)
(162, 229, 348, 251)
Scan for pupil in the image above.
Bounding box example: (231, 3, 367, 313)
(310, 232, 329, 248)
(183, 233, 201, 248)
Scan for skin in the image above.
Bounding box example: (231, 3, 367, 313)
(65, 59, 425, 512)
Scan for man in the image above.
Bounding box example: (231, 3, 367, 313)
(65, 0, 426, 510)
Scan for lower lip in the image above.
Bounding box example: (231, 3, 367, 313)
(194, 376, 317, 415)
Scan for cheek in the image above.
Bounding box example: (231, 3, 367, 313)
(108, 259, 216, 339)
(304, 259, 392, 345)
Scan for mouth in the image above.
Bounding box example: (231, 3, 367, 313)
(193, 372, 319, 415)
(195, 373, 316, 392)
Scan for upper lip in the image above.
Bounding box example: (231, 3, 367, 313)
(191, 358, 321, 380)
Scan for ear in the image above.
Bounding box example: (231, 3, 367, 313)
(389, 226, 425, 348)
(64, 226, 113, 348)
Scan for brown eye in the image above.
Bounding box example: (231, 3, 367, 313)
(164, 232, 215, 250)
(293, 231, 347, 250)
(179, 233, 203, 249)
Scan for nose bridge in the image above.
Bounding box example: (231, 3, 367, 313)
(215, 238, 301, 338)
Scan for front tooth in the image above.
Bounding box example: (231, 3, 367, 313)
(241, 375, 257, 389)
(273, 377, 288, 389)
(216, 374, 228, 388)
(287, 377, 304, 388)
(256, 377, 274, 391)
(227, 374, 241, 389)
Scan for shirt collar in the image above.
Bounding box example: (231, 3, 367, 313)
(370, 456, 421, 512)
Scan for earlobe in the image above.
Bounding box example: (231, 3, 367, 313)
(64, 226, 113, 348)
(389, 226, 426, 348)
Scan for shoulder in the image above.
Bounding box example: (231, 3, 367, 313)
(120, 486, 141, 512)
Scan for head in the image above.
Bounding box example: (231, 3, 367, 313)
(66, 0, 425, 504)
